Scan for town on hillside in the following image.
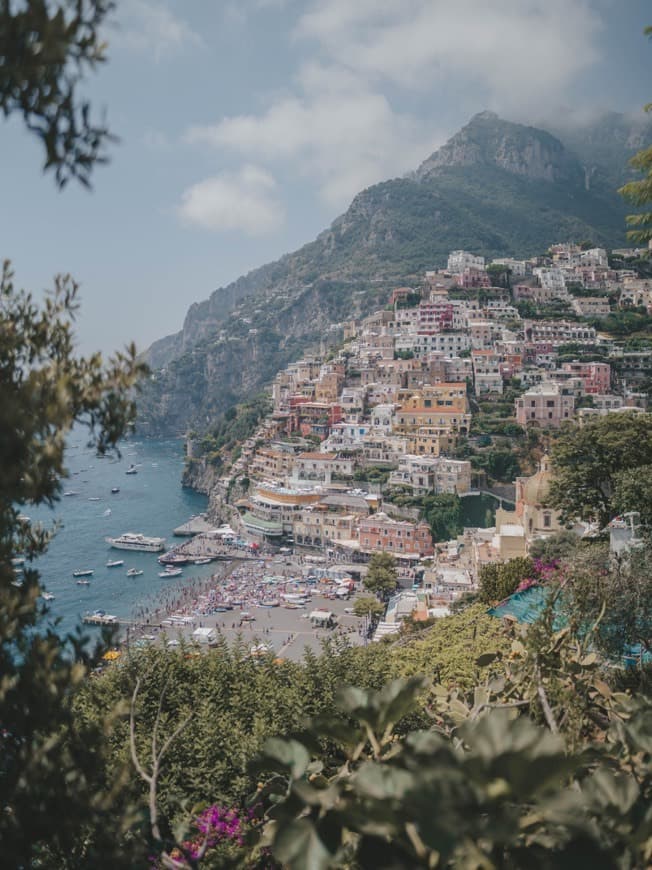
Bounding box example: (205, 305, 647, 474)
(187, 242, 651, 640)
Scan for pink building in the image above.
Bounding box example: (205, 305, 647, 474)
(560, 361, 610, 394)
(358, 513, 434, 557)
(515, 383, 575, 428)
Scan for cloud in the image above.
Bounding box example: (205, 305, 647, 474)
(177, 165, 285, 235)
(295, 0, 603, 114)
(183, 0, 604, 211)
(186, 62, 442, 208)
(119, 0, 202, 60)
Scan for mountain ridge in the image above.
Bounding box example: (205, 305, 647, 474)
(139, 111, 648, 436)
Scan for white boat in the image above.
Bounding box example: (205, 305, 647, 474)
(76, 579, 91, 586)
(63, 491, 78, 497)
(88, 497, 101, 502)
(42, 592, 55, 601)
(126, 568, 144, 577)
(73, 569, 94, 577)
(193, 557, 212, 565)
(159, 567, 182, 578)
(106, 559, 124, 568)
(105, 532, 166, 552)
(125, 464, 138, 475)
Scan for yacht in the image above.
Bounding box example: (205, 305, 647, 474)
(106, 559, 124, 568)
(126, 568, 144, 577)
(73, 569, 94, 578)
(105, 532, 166, 552)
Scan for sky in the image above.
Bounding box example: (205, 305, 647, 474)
(0, 0, 651, 356)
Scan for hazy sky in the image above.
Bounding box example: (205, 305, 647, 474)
(1, 0, 650, 356)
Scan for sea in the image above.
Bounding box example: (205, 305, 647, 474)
(27, 432, 213, 637)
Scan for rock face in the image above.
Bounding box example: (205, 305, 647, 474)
(416, 112, 582, 185)
(138, 111, 646, 437)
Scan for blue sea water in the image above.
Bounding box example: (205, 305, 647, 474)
(27, 434, 210, 637)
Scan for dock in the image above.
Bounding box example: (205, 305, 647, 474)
(173, 515, 216, 536)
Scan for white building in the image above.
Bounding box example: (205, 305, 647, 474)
(447, 250, 485, 273)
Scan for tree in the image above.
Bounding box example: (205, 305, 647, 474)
(612, 463, 652, 528)
(547, 412, 652, 528)
(563, 542, 652, 661)
(421, 493, 463, 541)
(0, 264, 144, 865)
(353, 595, 386, 628)
(619, 28, 652, 244)
(0, 0, 116, 186)
(363, 551, 398, 601)
(478, 557, 534, 604)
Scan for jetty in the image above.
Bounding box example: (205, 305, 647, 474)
(173, 515, 216, 536)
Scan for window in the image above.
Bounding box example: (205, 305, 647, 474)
(543, 513, 551, 528)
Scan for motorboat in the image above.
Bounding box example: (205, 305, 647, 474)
(88, 497, 101, 502)
(73, 569, 94, 577)
(63, 491, 78, 497)
(193, 557, 212, 565)
(76, 579, 91, 586)
(126, 568, 144, 577)
(106, 532, 166, 552)
(125, 464, 138, 475)
(106, 559, 124, 568)
(111, 487, 120, 494)
(42, 592, 55, 601)
(159, 567, 182, 578)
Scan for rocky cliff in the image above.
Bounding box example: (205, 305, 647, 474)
(138, 111, 645, 437)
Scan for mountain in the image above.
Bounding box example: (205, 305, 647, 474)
(138, 112, 645, 436)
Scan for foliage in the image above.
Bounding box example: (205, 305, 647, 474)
(420, 492, 463, 541)
(390, 604, 511, 688)
(563, 542, 652, 661)
(619, 35, 652, 244)
(612, 463, 652, 527)
(470, 447, 521, 482)
(352, 595, 386, 625)
(528, 530, 580, 563)
(0, 264, 145, 865)
(479, 557, 535, 604)
(248, 660, 652, 869)
(0, 0, 115, 186)
(548, 412, 652, 527)
(363, 551, 398, 601)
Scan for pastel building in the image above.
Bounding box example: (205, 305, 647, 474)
(515, 383, 575, 428)
(358, 513, 434, 557)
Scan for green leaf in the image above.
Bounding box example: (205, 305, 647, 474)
(261, 737, 311, 779)
(273, 818, 333, 870)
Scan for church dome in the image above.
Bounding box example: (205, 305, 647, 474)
(522, 455, 552, 506)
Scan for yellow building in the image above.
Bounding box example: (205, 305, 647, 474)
(495, 455, 563, 546)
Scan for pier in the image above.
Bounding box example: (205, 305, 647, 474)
(173, 515, 217, 536)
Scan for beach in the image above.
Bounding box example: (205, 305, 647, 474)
(120, 550, 367, 662)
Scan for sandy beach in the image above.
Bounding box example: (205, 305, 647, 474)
(121, 551, 367, 662)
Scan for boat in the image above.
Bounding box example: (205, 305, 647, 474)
(159, 567, 182, 578)
(260, 600, 280, 607)
(105, 532, 166, 552)
(103, 508, 112, 517)
(111, 487, 120, 494)
(63, 490, 78, 497)
(193, 557, 212, 565)
(126, 568, 144, 577)
(125, 464, 138, 475)
(106, 559, 124, 568)
(213, 605, 233, 612)
(42, 592, 55, 601)
(76, 579, 91, 586)
(88, 497, 101, 502)
(73, 569, 94, 577)
(11, 556, 25, 567)
(158, 551, 189, 565)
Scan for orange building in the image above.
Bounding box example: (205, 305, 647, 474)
(358, 512, 434, 558)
